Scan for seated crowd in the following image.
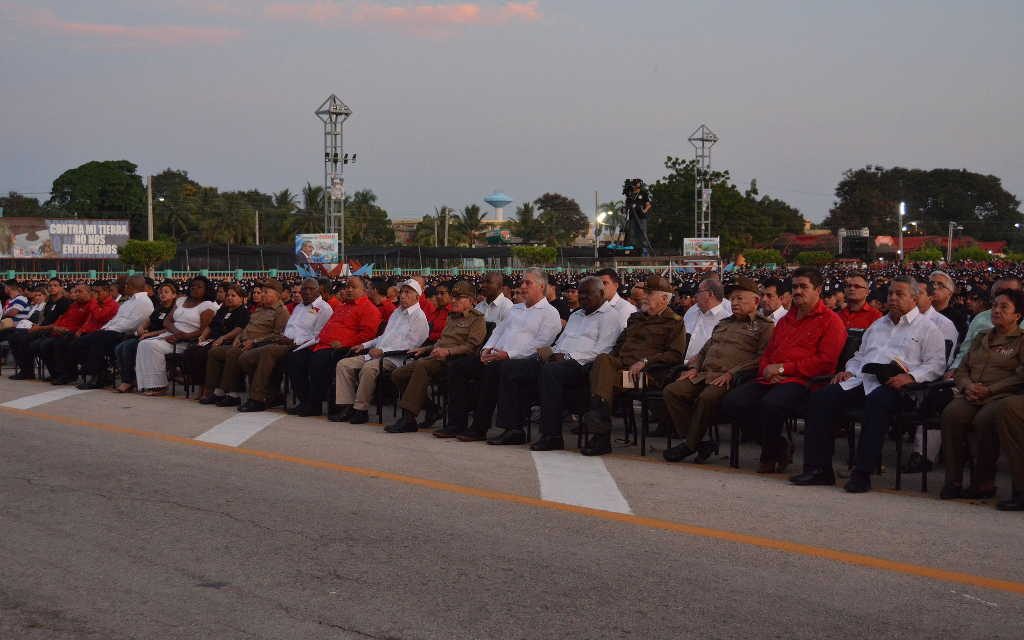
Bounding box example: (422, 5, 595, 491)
(3, 264, 1024, 511)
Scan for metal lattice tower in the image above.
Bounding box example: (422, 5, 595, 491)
(315, 94, 353, 259)
(688, 124, 718, 238)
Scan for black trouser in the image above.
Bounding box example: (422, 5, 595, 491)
(446, 354, 502, 434)
(804, 383, 906, 475)
(304, 348, 346, 408)
(37, 334, 78, 379)
(496, 358, 540, 431)
(11, 330, 44, 375)
(285, 348, 315, 405)
(625, 215, 651, 255)
(539, 359, 588, 437)
(77, 330, 129, 376)
(721, 381, 809, 463)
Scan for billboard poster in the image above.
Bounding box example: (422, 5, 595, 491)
(683, 237, 721, 258)
(0, 217, 130, 259)
(294, 233, 339, 277)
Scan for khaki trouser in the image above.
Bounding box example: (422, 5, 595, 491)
(206, 345, 245, 393)
(589, 353, 626, 406)
(238, 343, 290, 402)
(940, 396, 1005, 487)
(336, 355, 398, 411)
(996, 396, 1024, 489)
(662, 377, 730, 449)
(390, 358, 444, 414)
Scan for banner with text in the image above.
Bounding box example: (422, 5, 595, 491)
(683, 237, 721, 258)
(0, 217, 130, 259)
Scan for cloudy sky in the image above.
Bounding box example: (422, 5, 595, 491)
(1, 1, 1021, 223)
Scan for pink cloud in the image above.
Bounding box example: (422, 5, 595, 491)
(264, 1, 541, 32)
(10, 7, 242, 46)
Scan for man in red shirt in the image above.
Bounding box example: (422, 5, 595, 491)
(288, 276, 381, 416)
(36, 284, 90, 382)
(837, 273, 881, 330)
(367, 279, 395, 325)
(427, 282, 452, 342)
(50, 282, 119, 385)
(721, 268, 847, 473)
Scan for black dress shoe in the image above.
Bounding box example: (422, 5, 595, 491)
(385, 415, 418, 433)
(265, 395, 285, 409)
(326, 405, 352, 422)
(902, 452, 933, 474)
(198, 394, 221, 405)
(433, 427, 463, 438)
(297, 404, 324, 418)
(962, 485, 997, 500)
(417, 405, 440, 430)
(939, 484, 963, 500)
(694, 441, 717, 464)
(286, 404, 302, 415)
(9, 372, 34, 380)
(583, 409, 612, 435)
(348, 409, 369, 424)
(529, 436, 564, 451)
(662, 443, 696, 463)
(217, 395, 241, 408)
(76, 378, 104, 390)
(487, 429, 527, 445)
(997, 491, 1024, 511)
(844, 471, 871, 493)
(238, 399, 266, 412)
(580, 433, 612, 456)
(789, 468, 837, 486)
(455, 430, 488, 442)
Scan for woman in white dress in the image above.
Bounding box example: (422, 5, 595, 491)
(136, 276, 218, 396)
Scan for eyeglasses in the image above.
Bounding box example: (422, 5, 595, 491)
(929, 281, 950, 290)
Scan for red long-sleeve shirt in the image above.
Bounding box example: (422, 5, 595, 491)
(376, 299, 395, 324)
(314, 295, 381, 351)
(428, 304, 449, 342)
(53, 300, 93, 332)
(758, 299, 846, 387)
(78, 298, 120, 334)
(838, 304, 882, 330)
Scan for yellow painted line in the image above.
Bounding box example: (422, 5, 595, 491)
(3, 404, 1024, 597)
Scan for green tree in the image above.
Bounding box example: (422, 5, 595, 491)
(302, 182, 324, 215)
(742, 248, 784, 265)
(907, 246, 944, 262)
(273, 188, 298, 212)
(511, 202, 541, 242)
(534, 193, 587, 246)
(794, 250, 833, 266)
(454, 204, 487, 247)
(511, 245, 558, 265)
(953, 245, 992, 262)
(596, 200, 625, 240)
(822, 166, 1023, 245)
(0, 192, 41, 216)
(47, 160, 147, 235)
(344, 189, 394, 246)
(414, 214, 440, 246)
(118, 239, 177, 274)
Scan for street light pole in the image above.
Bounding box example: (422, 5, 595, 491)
(147, 175, 154, 241)
(898, 201, 906, 262)
(947, 221, 955, 262)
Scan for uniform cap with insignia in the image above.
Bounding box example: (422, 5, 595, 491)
(729, 276, 760, 296)
(642, 276, 675, 294)
(450, 281, 477, 298)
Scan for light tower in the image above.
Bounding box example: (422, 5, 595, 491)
(315, 94, 354, 261)
(484, 191, 514, 223)
(688, 124, 718, 238)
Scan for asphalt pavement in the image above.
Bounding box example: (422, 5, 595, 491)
(1, 376, 1022, 639)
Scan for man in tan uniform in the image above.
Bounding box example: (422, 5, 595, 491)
(582, 276, 686, 455)
(201, 280, 290, 407)
(386, 281, 487, 434)
(662, 276, 774, 463)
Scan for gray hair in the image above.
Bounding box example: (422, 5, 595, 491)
(523, 267, 548, 288)
(651, 290, 673, 304)
(929, 270, 955, 294)
(578, 275, 602, 292)
(699, 278, 724, 301)
(891, 275, 922, 297)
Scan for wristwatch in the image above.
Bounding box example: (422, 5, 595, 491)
(777, 364, 785, 376)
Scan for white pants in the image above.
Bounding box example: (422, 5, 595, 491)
(135, 337, 176, 390)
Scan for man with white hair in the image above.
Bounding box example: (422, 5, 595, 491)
(683, 276, 731, 364)
(928, 270, 968, 342)
(447, 268, 562, 444)
(331, 280, 429, 425)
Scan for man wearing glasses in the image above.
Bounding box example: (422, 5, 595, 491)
(837, 274, 881, 330)
(928, 270, 968, 343)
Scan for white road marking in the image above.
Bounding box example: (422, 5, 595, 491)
(195, 413, 283, 447)
(1, 388, 94, 410)
(531, 451, 633, 514)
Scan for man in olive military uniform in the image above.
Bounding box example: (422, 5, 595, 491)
(582, 276, 686, 456)
(661, 276, 774, 463)
(387, 281, 487, 434)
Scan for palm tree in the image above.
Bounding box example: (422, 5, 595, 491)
(415, 214, 439, 246)
(455, 204, 487, 247)
(511, 202, 539, 242)
(273, 188, 298, 212)
(302, 182, 324, 214)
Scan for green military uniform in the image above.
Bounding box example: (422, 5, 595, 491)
(588, 306, 686, 433)
(662, 311, 774, 449)
(207, 296, 290, 394)
(391, 308, 486, 415)
(942, 326, 1024, 488)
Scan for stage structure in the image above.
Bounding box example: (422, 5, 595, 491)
(315, 94, 355, 262)
(688, 124, 718, 238)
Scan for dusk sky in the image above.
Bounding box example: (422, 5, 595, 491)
(2, 1, 1021, 224)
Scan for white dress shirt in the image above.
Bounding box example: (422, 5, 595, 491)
(921, 306, 959, 365)
(475, 293, 514, 324)
(484, 296, 562, 359)
(363, 302, 430, 366)
(607, 293, 637, 330)
(103, 291, 155, 334)
(685, 297, 732, 329)
(285, 296, 334, 351)
(552, 302, 623, 365)
(769, 304, 788, 325)
(684, 300, 731, 362)
(841, 307, 947, 395)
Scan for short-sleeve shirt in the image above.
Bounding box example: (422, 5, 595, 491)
(170, 298, 219, 334)
(209, 304, 250, 340)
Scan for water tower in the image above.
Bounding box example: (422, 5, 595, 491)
(484, 191, 514, 223)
